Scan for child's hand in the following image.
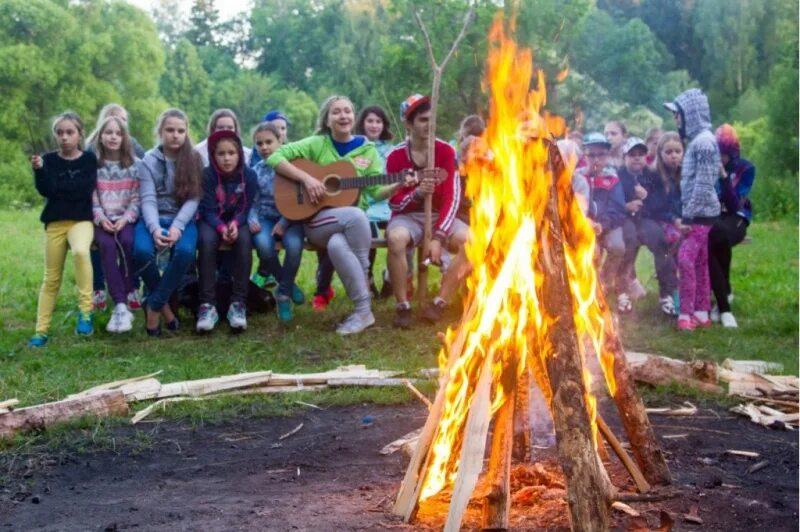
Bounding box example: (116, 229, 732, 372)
(626, 199, 643, 213)
(249, 221, 261, 234)
(226, 221, 238, 242)
(31, 155, 43, 170)
(152, 229, 169, 249)
(166, 226, 182, 244)
(272, 224, 285, 237)
(101, 219, 116, 233)
(634, 184, 647, 200)
(591, 221, 603, 234)
(114, 219, 128, 232)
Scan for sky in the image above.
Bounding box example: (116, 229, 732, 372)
(126, 0, 252, 21)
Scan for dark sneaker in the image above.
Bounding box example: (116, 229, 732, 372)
(420, 301, 445, 323)
(393, 306, 413, 329)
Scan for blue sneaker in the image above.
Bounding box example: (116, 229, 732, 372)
(291, 284, 305, 305)
(276, 296, 293, 322)
(27, 333, 48, 347)
(75, 311, 94, 336)
(264, 274, 278, 289)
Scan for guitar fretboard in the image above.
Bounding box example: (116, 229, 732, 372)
(339, 171, 409, 190)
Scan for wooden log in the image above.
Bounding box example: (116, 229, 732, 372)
(482, 366, 516, 530)
(624, 351, 722, 394)
(596, 415, 650, 494)
(0, 391, 128, 439)
(380, 427, 423, 456)
(444, 354, 493, 532)
(326, 377, 412, 387)
(604, 328, 673, 485)
(157, 371, 273, 398)
(0, 399, 20, 414)
(67, 371, 163, 399)
(393, 297, 479, 520)
(540, 141, 613, 531)
(512, 368, 532, 462)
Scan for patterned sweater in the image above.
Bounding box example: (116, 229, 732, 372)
(92, 161, 140, 224)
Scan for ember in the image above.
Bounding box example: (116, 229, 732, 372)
(393, 15, 670, 531)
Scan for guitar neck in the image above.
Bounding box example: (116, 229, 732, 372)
(339, 172, 408, 190)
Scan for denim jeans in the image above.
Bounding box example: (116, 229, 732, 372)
(252, 216, 305, 298)
(134, 218, 197, 311)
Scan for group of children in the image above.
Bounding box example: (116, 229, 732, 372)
(567, 88, 755, 331)
(27, 87, 753, 347)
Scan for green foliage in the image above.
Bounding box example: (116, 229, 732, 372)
(160, 38, 211, 138)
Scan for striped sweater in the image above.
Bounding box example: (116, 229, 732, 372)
(92, 160, 140, 224)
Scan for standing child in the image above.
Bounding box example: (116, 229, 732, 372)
(28, 112, 97, 347)
(664, 89, 721, 331)
(134, 109, 203, 337)
(248, 123, 305, 322)
(89, 116, 140, 333)
(196, 130, 258, 332)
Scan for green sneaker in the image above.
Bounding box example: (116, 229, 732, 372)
(27, 333, 48, 347)
(291, 284, 305, 305)
(251, 272, 268, 289)
(75, 311, 94, 336)
(276, 296, 293, 322)
(264, 274, 278, 289)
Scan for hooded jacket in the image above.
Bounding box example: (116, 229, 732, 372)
(574, 164, 626, 231)
(672, 89, 721, 223)
(137, 147, 200, 235)
(199, 130, 258, 232)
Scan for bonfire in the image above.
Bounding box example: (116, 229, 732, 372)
(393, 16, 670, 531)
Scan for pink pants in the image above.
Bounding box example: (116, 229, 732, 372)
(678, 224, 711, 315)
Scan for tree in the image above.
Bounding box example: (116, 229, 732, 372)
(185, 0, 221, 48)
(160, 38, 211, 137)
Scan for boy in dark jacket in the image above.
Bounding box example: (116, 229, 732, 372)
(574, 132, 627, 304)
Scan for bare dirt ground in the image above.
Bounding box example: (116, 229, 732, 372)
(1, 398, 797, 531)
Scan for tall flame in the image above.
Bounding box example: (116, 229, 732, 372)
(419, 16, 618, 501)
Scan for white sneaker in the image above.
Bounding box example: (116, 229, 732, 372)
(227, 301, 247, 330)
(196, 303, 219, 332)
(659, 296, 677, 316)
(336, 311, 375, 335)
(617, 293, 632, 314)
(720, 312, 738, 328)
(106, 310, 120, 333)
(710, 306, 720, 323)
(117, 306, 134, 333)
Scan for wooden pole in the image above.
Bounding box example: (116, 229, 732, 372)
(539, 140, 613, 531)
(603, 317, 672, 486)
(596, 415, 650, 494)
(412, 8, 475, 303)
(482, 362, 516, 530)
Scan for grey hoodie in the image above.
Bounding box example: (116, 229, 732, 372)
(673, 89, 721, 223)
(137, 147, 200, 235)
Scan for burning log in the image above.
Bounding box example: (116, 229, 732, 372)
(539, 141, 614, 530)
(512, 369, 532, 462)
(482, 367, 516, 530)
(603, 326, 673, 485)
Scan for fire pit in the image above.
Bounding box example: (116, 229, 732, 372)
(393, 17, 670, 531)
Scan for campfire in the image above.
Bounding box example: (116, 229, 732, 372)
(393, 17, 671, 531)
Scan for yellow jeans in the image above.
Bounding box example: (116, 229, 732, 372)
(35, 220, 94, 334)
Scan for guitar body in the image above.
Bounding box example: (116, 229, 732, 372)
(274, 159, 361, 221)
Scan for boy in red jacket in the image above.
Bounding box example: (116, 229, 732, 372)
(385, 94, 469, 328)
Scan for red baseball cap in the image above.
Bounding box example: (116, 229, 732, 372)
(400, 94, 430, 121)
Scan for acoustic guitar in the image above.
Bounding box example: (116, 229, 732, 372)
(274, 159, 446, 221)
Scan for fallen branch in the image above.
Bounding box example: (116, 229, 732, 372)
(279, 423, 304, 440)
(597, 415, 650, 494)
(380, 428, 422, 456)
(646, 402, 698, 417)
(0, 399, 20, 414)
(403, 380, 432, 409)
(1, 391, 128, 439)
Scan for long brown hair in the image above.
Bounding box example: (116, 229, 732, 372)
(154, 109, 202, 204)
(655, 131, 683, 185)
(87, 116, 135, 168)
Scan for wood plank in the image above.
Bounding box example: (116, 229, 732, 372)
(444, 355, 493, 532)
(156, 371, 273, 398)
(380, 428, 423, 456)
(66, 371, 163, 399)
(482, 369, 515, 530)
(0, 391, 128, 439)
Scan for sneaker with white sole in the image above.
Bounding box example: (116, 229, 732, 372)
(336, 311, 375, 335)
(107, 305, 134, 333)
(92, 290, 108, 312)
(710, 306, 720, 322)
(227, 301, 247, 330)
(659, 296, 676, 316)
(196, 303, 219, 332)
(617, 293, 632, 314)
(126, 290, 142, 311)
(720, 312, 738, 328)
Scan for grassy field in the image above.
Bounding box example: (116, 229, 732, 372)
(0, 209, 797, 424)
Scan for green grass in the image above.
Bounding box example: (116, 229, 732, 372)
(0, 210, 797, 428)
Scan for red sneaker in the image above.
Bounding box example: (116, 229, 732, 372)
(677, 317, 696, 331)
(692, 316, 712, 328)
(312, 287, 335, 312)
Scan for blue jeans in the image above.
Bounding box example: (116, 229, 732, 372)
(252, 216, 305, 298)
(134, 218, 197, 311)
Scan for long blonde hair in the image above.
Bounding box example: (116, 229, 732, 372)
(154, 109, 202, 204)
(655, 131, 683, 185)
(87, 116, 135, 168)
(315, 95, 353, 136)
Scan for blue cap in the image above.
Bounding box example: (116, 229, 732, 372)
(263, 110, 290, 125)
(583, 132, 611, 149)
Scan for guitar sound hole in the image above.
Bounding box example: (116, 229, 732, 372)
(323, 175, 341, 195)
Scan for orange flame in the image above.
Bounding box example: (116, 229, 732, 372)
(419, 16, 617, 501)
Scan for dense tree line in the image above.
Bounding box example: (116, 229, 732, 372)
(1, 0, 796, 211)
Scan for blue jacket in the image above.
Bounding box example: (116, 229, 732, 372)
(640, 173, 682, 223)
(575, 165, 626, 231)
(717, 157, 755, 223)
